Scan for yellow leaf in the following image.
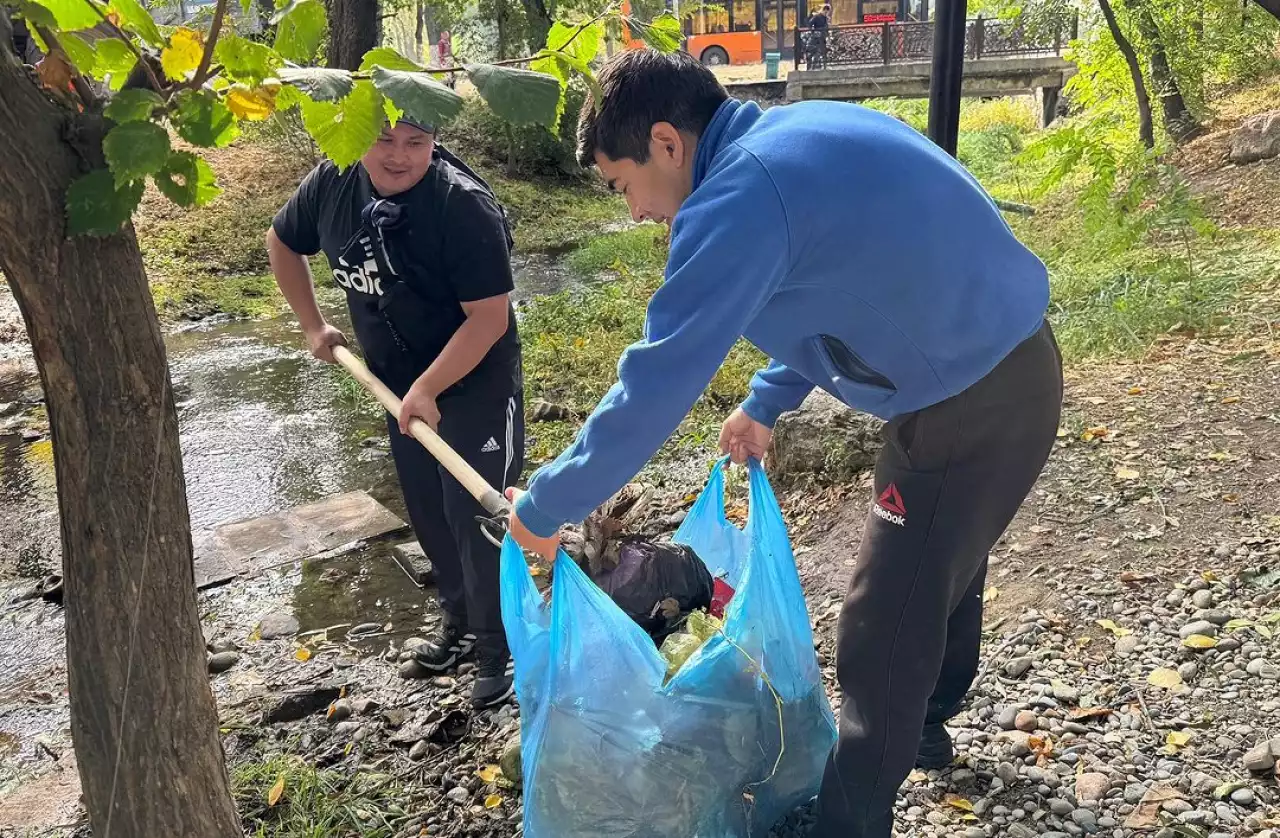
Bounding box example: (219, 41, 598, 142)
(484, 793, 503, 809)
(294, 647, 312, 661)
(161, 27, 204, 81)
(1148, 667, 1185, 690)
(529, 564, 548, 577)
(1165, 730, 1194, 751)
(1201, 570, 1220, 583)
(1081, 425, 1110, 442)
(1115, 466, 1141, 481)
(1128, 386, 1145, 395)
(1222, 396, 1240, 404)
(227, 86, 276, 121)
(983, 586, 999, 603)
(1224, 618, 1254, 631)
(476, 765, 501, 784)
(1257, 625, 1274, 640)
(944, 794, 974, 812)
(267, 773, 285, 806)
(1096, 619, 1132, 637)
(1182, 634, 1217, 649)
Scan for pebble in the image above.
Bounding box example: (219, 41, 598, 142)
(1195, 609, 1232, 625)
(1050, 799, 1075, 816)
(1166, 589, 1187, 607)
(257, 610, 300, 640)
(1191, 589, 1214, 609)
(445, 786, 471, 804)
(1005, 657, 1034, 678)
(1076, 772, 1110, 802)
(207, 651, 239, 673)
(409, 740, 429, 760)
(1163, 799, 1194, 816)
(327, 699, 352, 722)
(999, 707, 1020, 730)
(1015, 710, 1039, 732)
(1116, 635, 1141, 656)
(1179, 620, 1219, 639)
(1230, 787, 1255, 807)
(1243, 742, 1276, 772)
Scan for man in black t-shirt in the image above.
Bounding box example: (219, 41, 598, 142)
(267, 118, 524, 709)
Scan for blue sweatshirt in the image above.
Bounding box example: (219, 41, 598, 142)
(516, 98, 1049, 538)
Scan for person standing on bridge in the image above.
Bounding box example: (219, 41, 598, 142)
(267, 118, 523, 710)
(504, 51, 1062, 837)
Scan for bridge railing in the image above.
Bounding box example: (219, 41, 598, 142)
(793, 14, 1078, 71)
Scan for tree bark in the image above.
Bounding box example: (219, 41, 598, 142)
(519, 0, 553, 51)
(1122, 0, 1197, 142)
(1251, 0, 1280, 22)
(0, 36, 241, 838)
(326, 0, 380, 70)
(1097, 0, 1154, 149)
(415, 0, 425, 53)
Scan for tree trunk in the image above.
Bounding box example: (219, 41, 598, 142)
(0, 34, 241, 838)
(1251, 0, 1280, 22)
(326, 0, 380, 70)
(1122, 0, 1197, 141)
(1097, 0, 1155, 149)
(415, 0, 425, 53)
(519, 0, 553, 51)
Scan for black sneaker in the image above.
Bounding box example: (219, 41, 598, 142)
(413, 621, 476, 672)
(471, 645, 515, 710)
(915, 722, 955, 770)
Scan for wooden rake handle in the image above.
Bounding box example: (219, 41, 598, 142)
(332, 345, 511, 524)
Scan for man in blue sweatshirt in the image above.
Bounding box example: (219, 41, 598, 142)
(506, 50, 1062, 837)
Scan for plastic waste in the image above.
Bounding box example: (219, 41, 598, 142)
(501, 458, 838, 838)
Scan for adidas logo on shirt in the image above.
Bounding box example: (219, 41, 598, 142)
(480, 437, 500, 453)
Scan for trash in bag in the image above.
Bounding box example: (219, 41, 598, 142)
(659, 607, 723, 679)
(586, 538, 715, 643)
(501, 458, 838, 838)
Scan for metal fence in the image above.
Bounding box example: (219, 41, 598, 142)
(794, 15, 1077, 71)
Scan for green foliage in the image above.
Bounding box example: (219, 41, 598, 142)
(103, 120, 171, 186)
(627, 11, 683, 51)
(278, 67, 355, 101)
(371, 67, 465, 128)
(359, 46, 427, 72)
(108, 0, 166, 47)
(29, 0, 99, 32)
(172, 89, 242, 148)
(232, 755, 412, 838)
(466, 64, 564, 127)
(300, 80, 384, 169)
(272, 0, 327, 63)
(215, 34, 284, 85)
(104, 88, 164, 123)
(65, 170, 145, 236)
(155, 151, 223, 207)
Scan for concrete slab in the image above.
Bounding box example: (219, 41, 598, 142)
(391, 540, 436, 587)
(193, 492, 408, 590)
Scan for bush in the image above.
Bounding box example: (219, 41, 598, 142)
(445, 81, 589, 177)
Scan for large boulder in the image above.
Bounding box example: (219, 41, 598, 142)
(768, 390, 883, 483)
(1230, 111, 1280, 165)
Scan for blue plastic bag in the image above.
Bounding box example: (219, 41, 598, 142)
(501, 459, 838, 838)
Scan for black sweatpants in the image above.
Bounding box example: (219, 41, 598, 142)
(386, 387, 525, 648)
(814, 322, 1062, 838)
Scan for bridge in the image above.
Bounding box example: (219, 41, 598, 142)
(726, 16, 1077, 128)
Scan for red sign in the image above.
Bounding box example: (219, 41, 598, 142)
(864, 13, 897, 21)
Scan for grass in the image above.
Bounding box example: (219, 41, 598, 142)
(232, 754, 415, 838)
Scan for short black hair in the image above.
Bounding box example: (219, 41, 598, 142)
(577, 49, 729, 168)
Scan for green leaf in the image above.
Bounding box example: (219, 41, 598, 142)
(13, 0, 58, 32)
(58, 32, 99, 73)
(66, 169, 144, 236)
(371, 68, 463, 130)
(103, 120, 170, 186)
(545, 19, 602, 66)
(465, 64, 561, 128)
(154, 151, 221, 207)
(273, 0, 326, 63)
(108, 0, 165, 47)
(300, 80, 383, 170)
(631, 12, 683, 53)
(240, 0, 252, 13)
(359, 47, 425, 72)
(104, 88, 163, 123)
(274, 84, 304, 111)
(95, 39, 137, 89)
(279, 67, 353, 101)
(171, 89, 240, 148)
(214, 34, 282, 85)
(28, 0, 100, 32)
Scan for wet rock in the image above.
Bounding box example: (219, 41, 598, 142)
(207, 651, 240, 673)
(400, 660, 432, 679)
(349, 622, 382, 636)
(263, 686, 342, 723)
(257, 611, 299, 640)
(327, 699, 353, 723)
(409, 740, 430, 760)
(1230, 110, 1280, 165)
(391, 542, 436, 586)
(769, 390, 883, 482)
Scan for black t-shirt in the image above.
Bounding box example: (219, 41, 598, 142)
(272, 149, 521, 399)
(810, 12, 829, 29)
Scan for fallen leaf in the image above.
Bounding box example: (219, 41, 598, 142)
(1096, 619, 1133, 637)
(529, 564, 548, 577)
(944, 794, 974, 812)
(476, 765, 501, 784)
(1165, 730, 1194, 752)
(1222, 396, 1241, 404)
(1081, 425, 1110, 442)
(1201, 570, 1220, 583)
(294, 647, 312, 661)
(1224, 618, 1255, 631)
(484, 793, 503, 809)
(1115, 466, 1141, 481)
(983, 586, 999, 603)
(1124, 783, 1183, 829)
(267, 773, 286, 806)
(1261, 612, 1280, 624)
(1128, 386, 1145, 395)
(1069, 706, 1114, 721)
(907, 769, 928, 783)
(1223, 493, 1240, 503)
(1257, 625, 1274, 640)
(1148, 668, 1185, 690)
(1076, 636, 1093, 646)
(1213, 780, 1247, 800)
(1181, 634, 1217, 649)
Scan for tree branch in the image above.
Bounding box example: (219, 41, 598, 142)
(426, 6, 616, 74)
(81, 0, 164, 94)
(32, 24, 99, 110)
(192, 0, 229, 88)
